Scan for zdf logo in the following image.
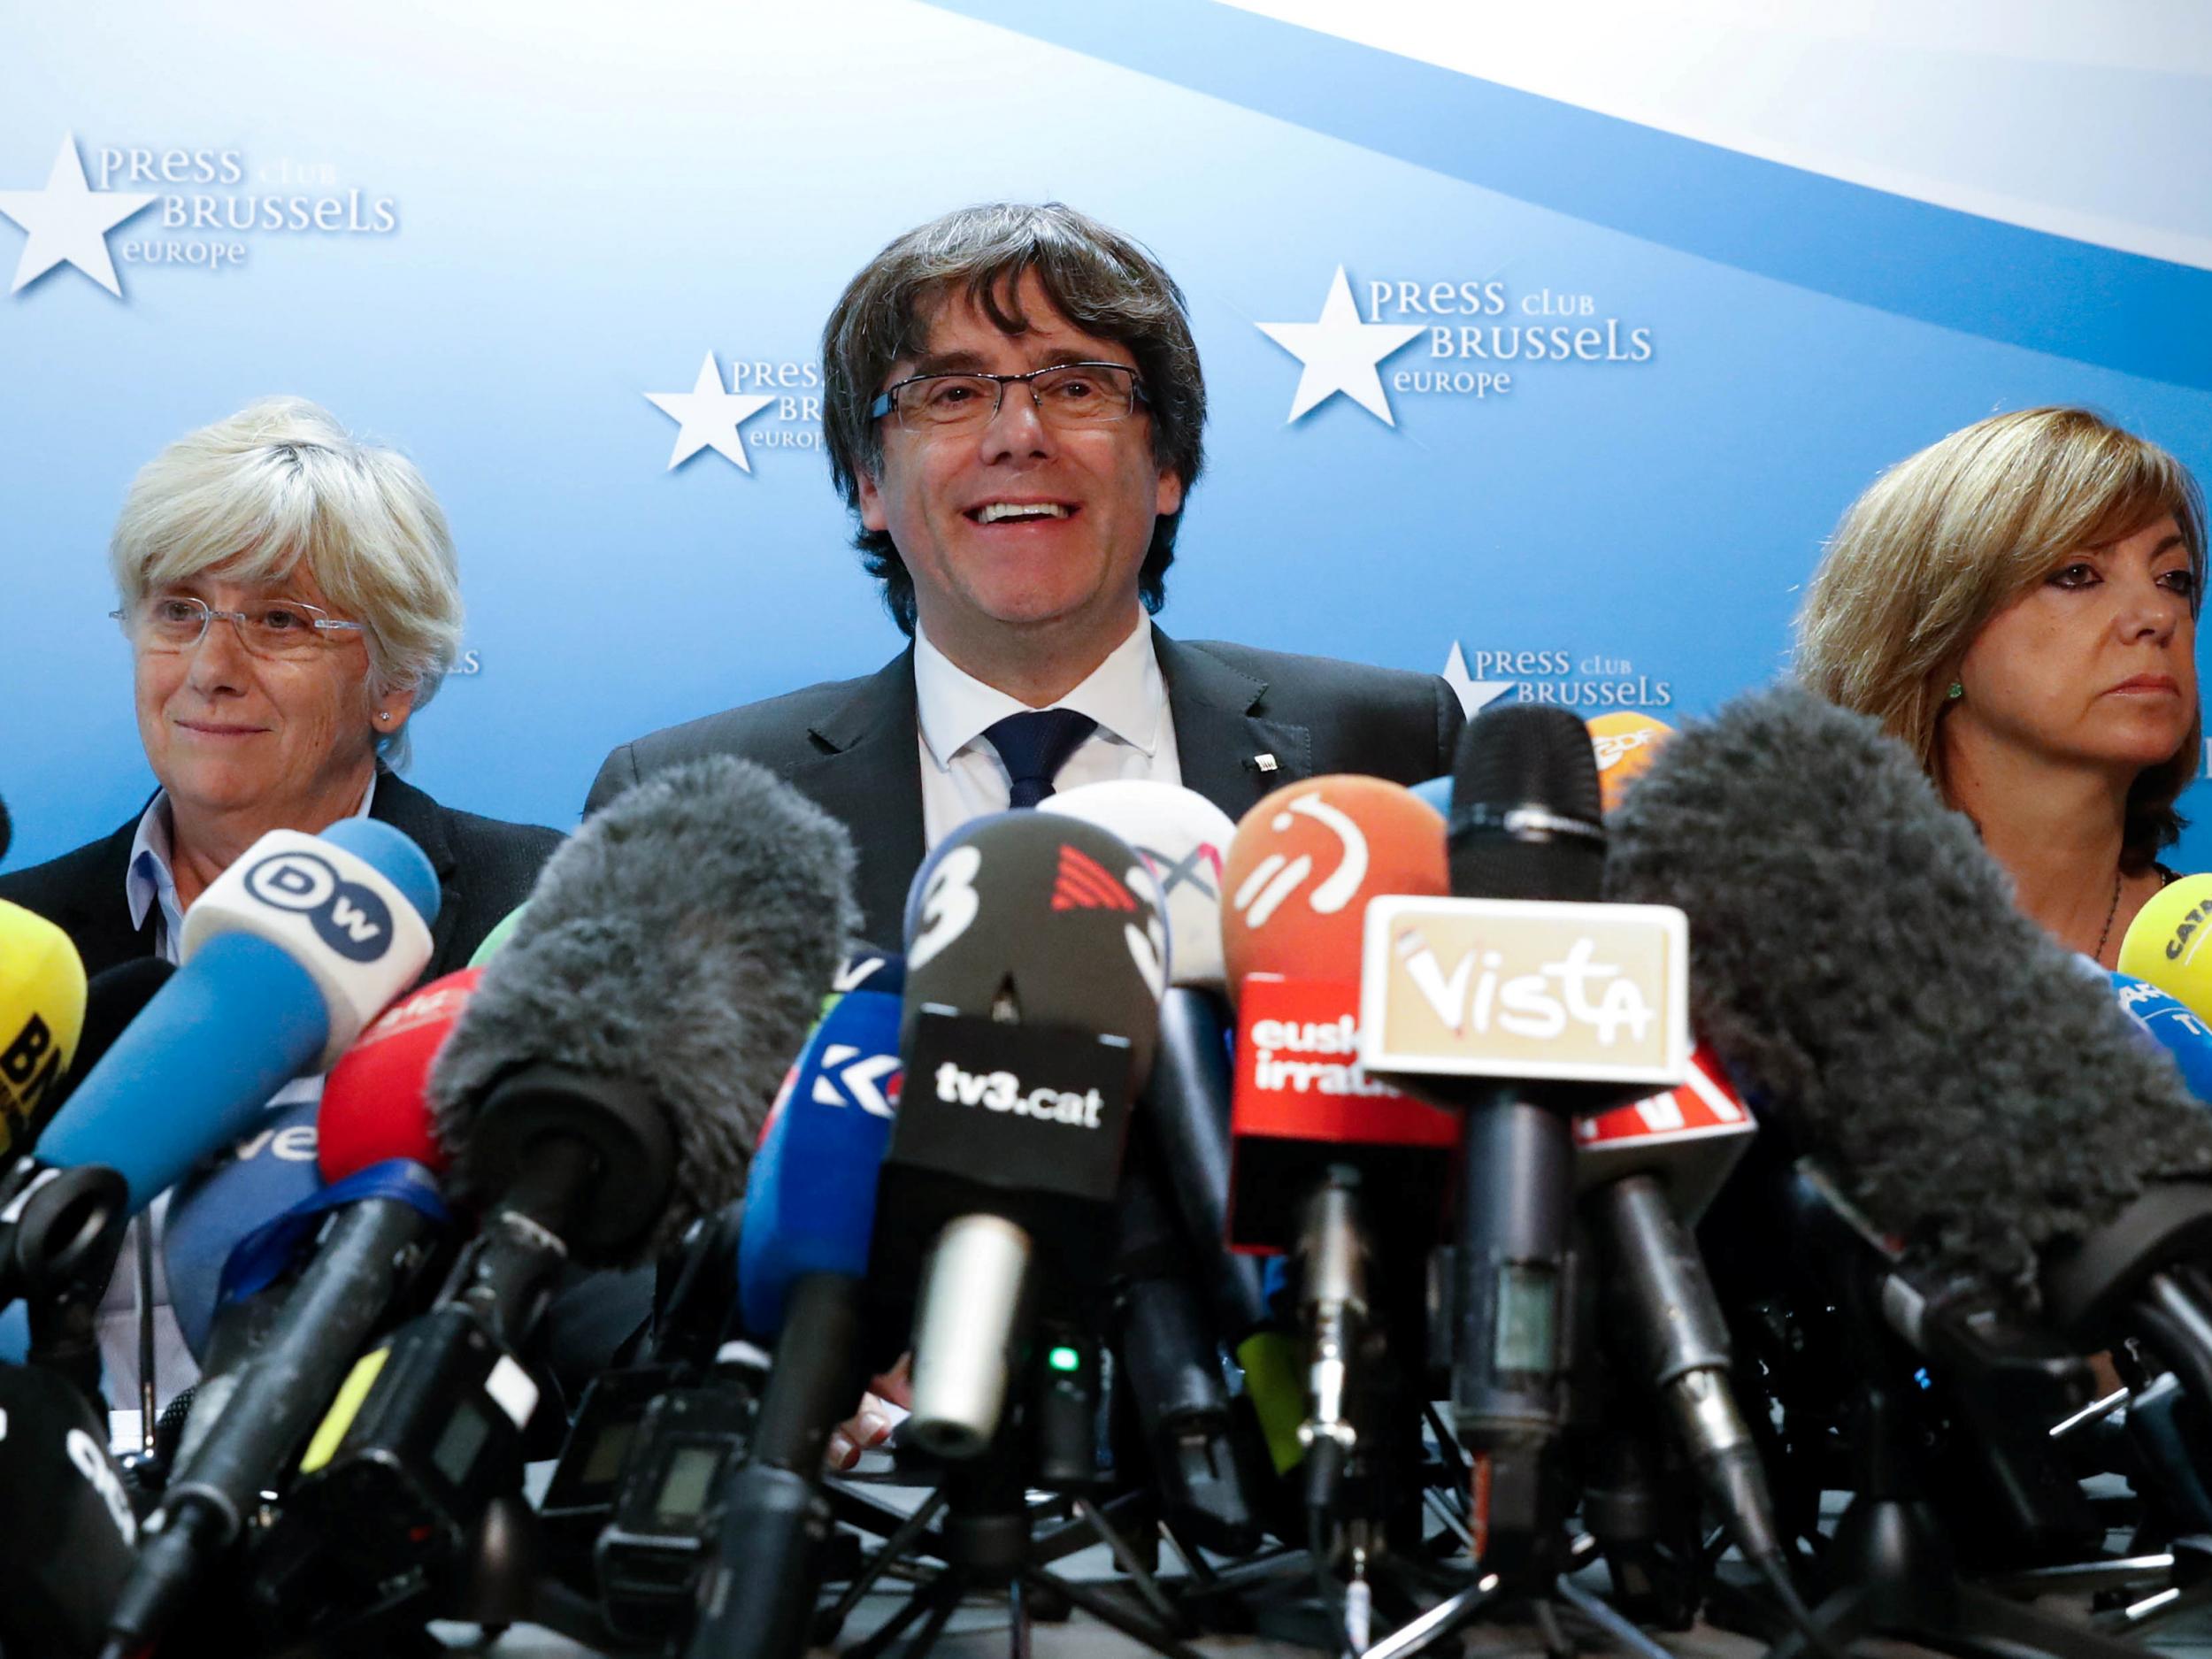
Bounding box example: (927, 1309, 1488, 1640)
(243, 849, 394, 964)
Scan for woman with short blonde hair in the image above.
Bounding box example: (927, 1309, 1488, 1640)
(1797, 405, 2206, 963)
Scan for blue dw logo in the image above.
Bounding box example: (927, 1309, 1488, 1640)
(242, 849, 393, 963)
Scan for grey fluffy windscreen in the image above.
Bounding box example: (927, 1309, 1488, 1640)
(1604, 684, 2212, 1307)
(429, 757, 858, 1258)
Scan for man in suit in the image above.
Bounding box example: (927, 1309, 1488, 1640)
(588, 203, 1463, 942)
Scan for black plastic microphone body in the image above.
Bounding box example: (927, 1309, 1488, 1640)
(102, 1192, 442, 1652)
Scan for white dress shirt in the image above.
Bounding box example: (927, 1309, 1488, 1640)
(913, 620, 1184, 850)
(102, 777, 377, 1448)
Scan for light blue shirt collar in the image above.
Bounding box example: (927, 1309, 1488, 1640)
(125, 774, 380, 962)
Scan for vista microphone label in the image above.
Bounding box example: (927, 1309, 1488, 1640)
(1358, 896, 1690, 1087)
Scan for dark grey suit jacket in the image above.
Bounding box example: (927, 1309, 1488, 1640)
(586, 628, 1465, 944)
(0, 772, 563, 987)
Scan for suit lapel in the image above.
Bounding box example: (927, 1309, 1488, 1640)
(786, 649, 925, 949)
(1156, 629, 1310, 823)
(69, 818, 157, 978)
(369, 772, 463, 973)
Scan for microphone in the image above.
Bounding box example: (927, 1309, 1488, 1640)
(35, 818, 438, 1210)
(468, 906, 528, 970)
(169, 969, 478, 1384)
(1360, 703, 1691, 1574)
(1603, 687, 2212, 1368)
(686, 973, 903, 1659)
(0, 959, 172, 1389)
(879, 810, 1164, 1460)
(1572, 1053, 1788, 1585)
(1586, 712, 1676, 813)
(2111, 972, 2212, 1104)
(0, 791, 11, 861)
(0, 900, 86, 1169)
(161, 1100, 324, 1363)
(1042, 781, 1266, 1549)
(0, 1359, 142, 1656)
(100, 969, 481, 1655)
(1221, 775, 1452, 1517)
(284, 757, 852, 1587)
(2120, 875, 2212, 1021)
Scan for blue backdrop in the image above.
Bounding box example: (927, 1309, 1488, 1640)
(5, 0, 2208, 867)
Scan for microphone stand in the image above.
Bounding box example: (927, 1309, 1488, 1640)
(803, 1342, 1209, 1659)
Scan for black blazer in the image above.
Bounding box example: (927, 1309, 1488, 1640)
(0, 772, 563, 987)
(587, 628, 1465, 945)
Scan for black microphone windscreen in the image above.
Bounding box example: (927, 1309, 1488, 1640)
(430, 757, 856, 1258)
(1448, 703, 1605, 902)
(1604, 684, 2212, 1305)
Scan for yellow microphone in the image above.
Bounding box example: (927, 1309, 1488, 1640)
(2118, 873, 2212, 1020)
(0, 900, 88, 1163)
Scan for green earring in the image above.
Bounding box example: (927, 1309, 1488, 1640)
(1946, 681, 1964, 701)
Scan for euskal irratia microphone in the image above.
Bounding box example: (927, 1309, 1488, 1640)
(1603, 689, 2212, 1419)
(879, 810, 1165, 1459)
(1221, 774, 1452, 1511)
(284, 757, 851, 1588)
(1360, 704, 1690, 1573)
(99, 978, 468, 1658)
(687, 971, 903, 1659)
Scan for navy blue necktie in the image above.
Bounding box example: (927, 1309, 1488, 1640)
(983, 709, 1099, 809)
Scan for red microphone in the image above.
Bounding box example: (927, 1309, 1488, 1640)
(1222, 776, 1455, 1252)
(319, 969, 476, 1180)
(1220, 775, 1451, 1522)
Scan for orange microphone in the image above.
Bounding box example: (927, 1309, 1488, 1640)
(1221, 776, 1453, 1509)
(1586, 711, 1675, 815)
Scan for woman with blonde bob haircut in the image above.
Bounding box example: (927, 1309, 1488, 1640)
(1, 396, 560, 983)
(0, 397, 565, 1435)
(1797, 406, 2208, 965)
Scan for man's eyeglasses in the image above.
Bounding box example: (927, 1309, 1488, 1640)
(112, 594, 367, 660)
(869, 362, 1146, 432)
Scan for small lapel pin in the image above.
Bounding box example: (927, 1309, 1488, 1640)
(1253, 752, 1278, 773)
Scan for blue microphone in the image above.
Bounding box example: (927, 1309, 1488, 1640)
(2112, 972, 2212, 1105)
(161, 1102, 324, 1360)
(37, 818, 437, 1210)
(738, 982, 902, 1340)
(690, 971, 904, 1659)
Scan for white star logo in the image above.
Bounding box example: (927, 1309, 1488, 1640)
(643, 352, 778, 472)
(1442, 643, 1516, 716)
(0, 136, 158, 298)
(1256, 266, 1427, 426)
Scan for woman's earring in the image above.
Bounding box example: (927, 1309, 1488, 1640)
(1946, 681, 1964, 701)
